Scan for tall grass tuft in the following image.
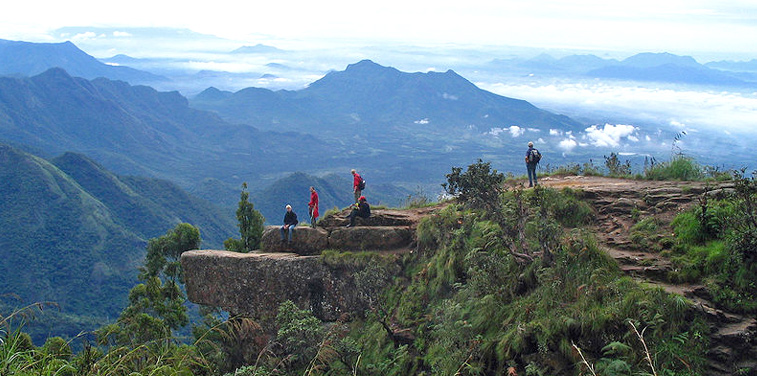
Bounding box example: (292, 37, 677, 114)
(644, 156, 704, 181)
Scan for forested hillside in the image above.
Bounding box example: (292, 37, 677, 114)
(0, 143, 235, 342)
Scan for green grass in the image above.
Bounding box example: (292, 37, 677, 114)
(644, 156, 704, 181)
(343, 190, 709, 375)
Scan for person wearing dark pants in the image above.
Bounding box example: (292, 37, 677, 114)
(351, 169, 363, 203)
(280, 204, 298, 243)
(346, 196, 370, 227)
(308, 186, 319, 228)
(525, 141, 541, 187)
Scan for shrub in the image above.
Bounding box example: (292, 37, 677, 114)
(41, 336, 72, 360)
(604, 153, 632, 177)
(442, 159, 504, 212)
(275, 300, 324, 369)
(644, 156, 703, 181)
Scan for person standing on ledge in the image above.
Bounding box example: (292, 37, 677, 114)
(525, 141, 541, 187)
(308, 186, 319, 228)
(351, 169, 364, 203)
(280, 204, 298, 243)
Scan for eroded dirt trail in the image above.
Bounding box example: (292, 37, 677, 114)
(539, 175, 756, 374)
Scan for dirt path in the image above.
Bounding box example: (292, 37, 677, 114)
(538, 176, 756, 374)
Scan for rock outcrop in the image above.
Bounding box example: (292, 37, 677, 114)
(182, 206, 437, 322)
(182, 250, 398, 322)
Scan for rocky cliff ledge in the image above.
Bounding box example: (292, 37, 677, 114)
(182, 249, 399, 321)
(182, 207, 437, 321)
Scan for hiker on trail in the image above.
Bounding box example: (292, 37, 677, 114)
(308, 186, 319, 228)
(280, 204, 298, 243)
(351, 169, 364, 203)
(346, 196, 371, 227)
(525, 141, 541, 187)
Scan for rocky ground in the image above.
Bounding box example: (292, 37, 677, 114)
(538, 175, 756, 375)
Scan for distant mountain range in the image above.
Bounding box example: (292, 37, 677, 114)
(231, 44, 286, 54)
(0, 68, 335, 189)
(706, 59, 757, 72)
(488, 52, 756, 86)
(191, 59, 583, 138)
(0, 143, 235, 343)
(0, 56, 592, 197)
(0, 39, 167, 84)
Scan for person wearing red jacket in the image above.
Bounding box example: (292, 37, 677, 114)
(308, 186, 319, 228)
(351, 169, 363, 203)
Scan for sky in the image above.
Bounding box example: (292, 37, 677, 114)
(2, 0, 756, 149)
(3, 0, 757, 61)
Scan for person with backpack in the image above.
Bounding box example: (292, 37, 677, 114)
(308, 186, 319, 228)
(346, 196, 371, 227)
(280, 204, 298, 243)
(351, 169, 365, 203)
(525, 141, 541, 187)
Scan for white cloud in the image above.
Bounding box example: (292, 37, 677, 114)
(481, 81, 757, 134)
(584, 123, 638, 147)
(549, 129, 562, 136)
(112, 31, 132, 37)
(71, 31, 101, 41)
(414, 118, 429, 125)
(442, 93, 458, 100)
(488, 128, 502, 136)
(558, 138, 578, 151)
(509, 125, 525, 137)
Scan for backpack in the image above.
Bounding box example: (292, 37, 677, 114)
(529, 148, 541, 164)
(358, 178, 366, 190)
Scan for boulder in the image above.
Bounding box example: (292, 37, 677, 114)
(317, 208, 415, 227)
(328, 226, 413, 251)
(261, 226, 328, 255)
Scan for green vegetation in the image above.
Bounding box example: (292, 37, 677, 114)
(1, 224, 212, 375)
(442, 159, 504, 212)
(6, 159, 757, 375)
(0, 144, 236, 344)
(664, 170, 757, 312)
(225, 183, 265, 252)
(336, 186, 705, 375)
(543, 161, 603, 177)
(604, 152, 632, 177)
(210, 160, 713, 375)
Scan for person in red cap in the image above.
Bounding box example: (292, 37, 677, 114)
(346, 195, 370, 227)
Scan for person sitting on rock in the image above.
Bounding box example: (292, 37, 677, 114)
(308, 186, 319, 228)
(280, 204, 298, 243)
(346, 196, 370, 227)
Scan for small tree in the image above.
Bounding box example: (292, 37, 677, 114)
(225, 182, 265, 252)
(442, 159, 504, 212)
(99, 223, 201, 346)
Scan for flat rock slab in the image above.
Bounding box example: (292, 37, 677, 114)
(260, 225, 413, 254)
